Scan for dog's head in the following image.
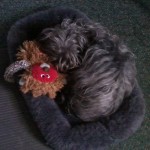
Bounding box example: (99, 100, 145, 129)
(37, 19, 88, 72)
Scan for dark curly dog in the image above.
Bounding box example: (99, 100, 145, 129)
(37, 19, 136, 121)
(7, 7, 144, 150)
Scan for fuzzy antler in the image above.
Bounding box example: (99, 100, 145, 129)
(4, 60, 31, 82)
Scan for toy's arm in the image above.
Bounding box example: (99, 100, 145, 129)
(23, 93, 113, 150)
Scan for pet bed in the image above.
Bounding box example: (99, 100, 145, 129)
(6, 7, 145, 150)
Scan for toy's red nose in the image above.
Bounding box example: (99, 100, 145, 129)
(31, 64, 58, 83)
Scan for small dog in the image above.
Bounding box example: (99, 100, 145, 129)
(37, 19, 88, 72)
(37, 19, 136, 121)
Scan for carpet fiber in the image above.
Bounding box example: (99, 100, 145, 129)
(0, 0, 149, 150)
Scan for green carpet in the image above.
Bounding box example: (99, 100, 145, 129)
(0, 0, 149, 149)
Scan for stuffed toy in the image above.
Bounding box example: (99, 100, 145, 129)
(4, 41, 66, 99)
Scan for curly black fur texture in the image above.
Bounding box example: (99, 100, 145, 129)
(7, 7, 145, 150)
(37, 19, 88, 72)
(37, 19, 136, 121)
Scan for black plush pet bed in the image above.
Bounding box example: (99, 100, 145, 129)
(6, 7, 145, 150)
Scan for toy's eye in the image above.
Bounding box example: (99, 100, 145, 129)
(41, 74, 45, 78)
(46, 74, 50, 78)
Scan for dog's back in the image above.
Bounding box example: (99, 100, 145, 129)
(68, 22, 136, 121)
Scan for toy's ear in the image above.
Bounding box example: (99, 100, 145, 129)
(17, 41, 49, 64)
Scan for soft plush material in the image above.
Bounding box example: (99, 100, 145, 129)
(4, 41, 66, 99)
(5, 7, 145, 150)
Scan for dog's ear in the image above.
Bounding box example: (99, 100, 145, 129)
(114, 43, 136, 96)
(84, 23, 108, 42)
(76, 34, 88, 51)
(37, 28, 55, 41)
(120, 46, 136, 96)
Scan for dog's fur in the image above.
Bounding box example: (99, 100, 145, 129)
(37, 19, 88, 72)
(7, 7, 145, 149)
(37, 19, 136, 121)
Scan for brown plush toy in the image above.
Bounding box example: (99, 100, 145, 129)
(4, 41, 66, 99)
